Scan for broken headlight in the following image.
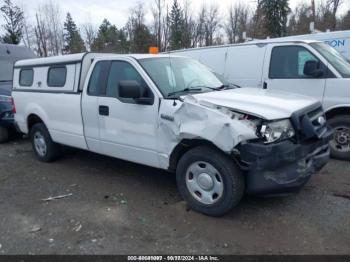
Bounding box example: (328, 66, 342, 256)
(260, 119, 295, 143)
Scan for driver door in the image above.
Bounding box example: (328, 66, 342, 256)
(262, 44, 326, 101)
(97, 59, 160, 168)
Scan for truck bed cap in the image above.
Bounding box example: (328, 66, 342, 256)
(15, 52, 185, 68)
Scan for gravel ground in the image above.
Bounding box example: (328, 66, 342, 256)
(0, 138, 349, 255)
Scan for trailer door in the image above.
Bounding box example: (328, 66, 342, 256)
(262, 44, 326, 101)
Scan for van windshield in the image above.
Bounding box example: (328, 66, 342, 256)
(310, 42, 350, 78)
(139, 57, 224, 98)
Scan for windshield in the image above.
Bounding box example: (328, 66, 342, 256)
(139, 57, 224, 98)
(310, 42, 350, 78)
(0, 60, 14, 81)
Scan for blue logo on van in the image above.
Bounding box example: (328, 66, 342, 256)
(325, 39, 346, 48)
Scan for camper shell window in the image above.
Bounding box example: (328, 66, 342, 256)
(19, 68, 34, 86)
(47, 66, 67, 87)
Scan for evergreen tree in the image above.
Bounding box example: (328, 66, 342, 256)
(259, 0, 291, 37)
(0, 0, 24, 44)
(169, 0, 184, 50)
(91, 19, 126, 53)
(63, 13, 86, 54)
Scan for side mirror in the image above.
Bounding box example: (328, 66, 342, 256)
(118, 80, 154, 105)
(304, 60, 324, 78)
(119, 80, 142, 99)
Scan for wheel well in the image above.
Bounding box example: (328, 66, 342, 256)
(326, 107, 350, 120)
(27, 114, 43, 132)
(168, 139, 222, 172)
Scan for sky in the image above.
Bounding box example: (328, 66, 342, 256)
(0, 0, 349, 33)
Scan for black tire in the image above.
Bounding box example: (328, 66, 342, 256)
(176, 146, 244, 216)
(30, 123, 61, 162)
(0, 126, 9, 143)
(328, 115, 350, 161)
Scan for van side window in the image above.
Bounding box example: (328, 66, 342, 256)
(88, 61, 111, 96)
(106, 61, 153, 104)
(47, 66, 67, 87)
(270, 46, 322, 79)
(19, 69, 34, 86)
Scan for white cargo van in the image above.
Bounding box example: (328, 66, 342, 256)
(12, 53, 332, 216)
(274, 30, 350, 61)
(172, 40, 350, 160)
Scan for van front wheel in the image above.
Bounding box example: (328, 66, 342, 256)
(176, 146, 244, 216)
(30, 123, 61, 162)
(328, 115, 350, 161)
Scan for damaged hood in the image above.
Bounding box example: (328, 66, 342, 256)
(192, 88, 318, 120)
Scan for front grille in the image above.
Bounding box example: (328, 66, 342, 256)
(291, 103, 328, 142)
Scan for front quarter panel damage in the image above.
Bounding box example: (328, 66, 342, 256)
(157, 96, 258, 169)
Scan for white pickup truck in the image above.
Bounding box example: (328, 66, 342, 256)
(12, 53, 332, 216)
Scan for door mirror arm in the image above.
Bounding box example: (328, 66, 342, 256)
(135, 97, 154, 105)
(312, 69, 324, 78)
(304, 60, 324, 78)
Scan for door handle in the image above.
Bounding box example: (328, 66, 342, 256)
(263, 82, 268, 89)
(99, 105, 109, 116)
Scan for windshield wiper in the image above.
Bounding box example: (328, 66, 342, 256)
(168, 87, 203, 97)
(189, 84, 240, 91)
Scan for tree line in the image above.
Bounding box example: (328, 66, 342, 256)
(1, 0, 349, 56)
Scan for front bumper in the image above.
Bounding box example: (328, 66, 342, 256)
(237, 130, 332, 195)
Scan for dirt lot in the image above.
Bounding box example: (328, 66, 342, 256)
(0, 138, 349, 255)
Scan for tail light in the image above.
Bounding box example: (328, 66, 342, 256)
(0, 95, 10, 103)
(11, 97, 16, 114)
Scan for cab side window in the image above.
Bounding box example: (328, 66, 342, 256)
(88, 61, 110, 96)
(270, 46, 323, 79)
(106, 61, 154, 104)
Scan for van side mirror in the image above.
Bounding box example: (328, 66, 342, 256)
(118, 80, 154, 105)
(119, 80, 142, 99)
(304, 60, 324, 78)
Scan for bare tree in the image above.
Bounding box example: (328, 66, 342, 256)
(311, 0, 316, 21)
(181, 0, 197, 48)
(340, 10, 350, 29)
(288, 3, 314, 35)
(162, 4, 171, 51)
(195, 5, 207, 47)
(151, 0, 163, 49)
(82, 21, 96, 51)
(41, 0, 63, 55)
(34, 12, 48, 57)
(327, 0, 343, 29)
(21, 7, 33, 49)
(205, 4, 220, 46)
(225, 4, 240, 44)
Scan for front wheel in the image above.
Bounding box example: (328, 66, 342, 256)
(30, 123, 61, 162)
(176, 146, 244, 216)
(328, 115, 350, 161)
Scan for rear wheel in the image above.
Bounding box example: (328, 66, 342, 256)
(176, 146, 244, 216)
(30, 123, 61, 162)
(0, 126, 9, 143)
(328, 115, 350, 161)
